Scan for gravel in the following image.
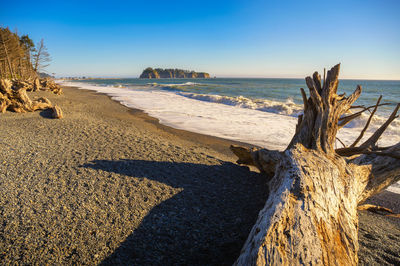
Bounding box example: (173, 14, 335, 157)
(0, 87, 398, 265)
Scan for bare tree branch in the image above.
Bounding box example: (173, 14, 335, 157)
(350, 96, 382, 147)
(359, 103, 400, 150)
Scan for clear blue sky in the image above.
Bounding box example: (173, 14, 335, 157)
(1, 0, 399, 79)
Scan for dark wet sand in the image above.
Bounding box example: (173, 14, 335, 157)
(0, 86, 398, 265)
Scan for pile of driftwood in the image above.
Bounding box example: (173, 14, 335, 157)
(0, 78, 63, 118)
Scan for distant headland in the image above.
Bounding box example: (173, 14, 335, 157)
(139, 67, 210, 79)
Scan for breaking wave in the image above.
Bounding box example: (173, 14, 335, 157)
(177, 92, 304, 116)
(177, 91, 400, 134)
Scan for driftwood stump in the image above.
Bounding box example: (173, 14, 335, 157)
(50, 105, 63, 119)
(231, 64, 400, 265)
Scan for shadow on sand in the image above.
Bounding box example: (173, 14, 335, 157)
(39, 108, 54, 119)
(82, 159, 269, 265)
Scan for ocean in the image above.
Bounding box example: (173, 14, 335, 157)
(60, 78, 400, 193)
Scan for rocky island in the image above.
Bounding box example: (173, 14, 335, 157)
(139, 67, 210, 79)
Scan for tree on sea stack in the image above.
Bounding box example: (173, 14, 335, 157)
(231, 64, 400, 265)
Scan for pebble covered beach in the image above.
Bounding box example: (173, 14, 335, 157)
(0, 87, 399, 265)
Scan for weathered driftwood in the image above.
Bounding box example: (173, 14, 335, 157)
(50, 105, 63, 119)
(231, 64, 400, 265)
(357, 204, 394, 215)
(40, 78, 63, 95)
(33, 77, 41, 92)
(0, 78, 62, 114)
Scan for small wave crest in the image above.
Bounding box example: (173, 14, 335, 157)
(106, 84, 125, 88)
(147, 82, 202, 87)
(177, 92, 400, 137)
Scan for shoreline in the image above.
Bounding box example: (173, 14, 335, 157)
(58, 79, 400, 157)
(68, 82, 400, 194)
(71, 85, 400, 214)
(73, 85, 259, 156)
(0, 86, 398, 264)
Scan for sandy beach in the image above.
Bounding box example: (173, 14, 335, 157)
(0, 86, 399, 265)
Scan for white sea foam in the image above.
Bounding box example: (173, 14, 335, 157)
(177, 92, 303, 116)
(60, 81, 400, 193)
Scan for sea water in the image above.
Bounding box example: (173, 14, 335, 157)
(59, 78, 400, 193)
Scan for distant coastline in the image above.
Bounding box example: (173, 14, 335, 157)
(139, 67, 210, 79)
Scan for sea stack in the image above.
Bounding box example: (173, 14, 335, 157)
(139, 67, 210, 79)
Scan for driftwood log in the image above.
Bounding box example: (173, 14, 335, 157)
(39, 78, 63, 95)
(231, 64, 400, 265)
(0, 78, 63, 117)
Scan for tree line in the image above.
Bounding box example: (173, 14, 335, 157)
(0, 27, 51, 80)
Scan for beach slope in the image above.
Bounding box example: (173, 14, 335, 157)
(0, 87, 398, 265)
